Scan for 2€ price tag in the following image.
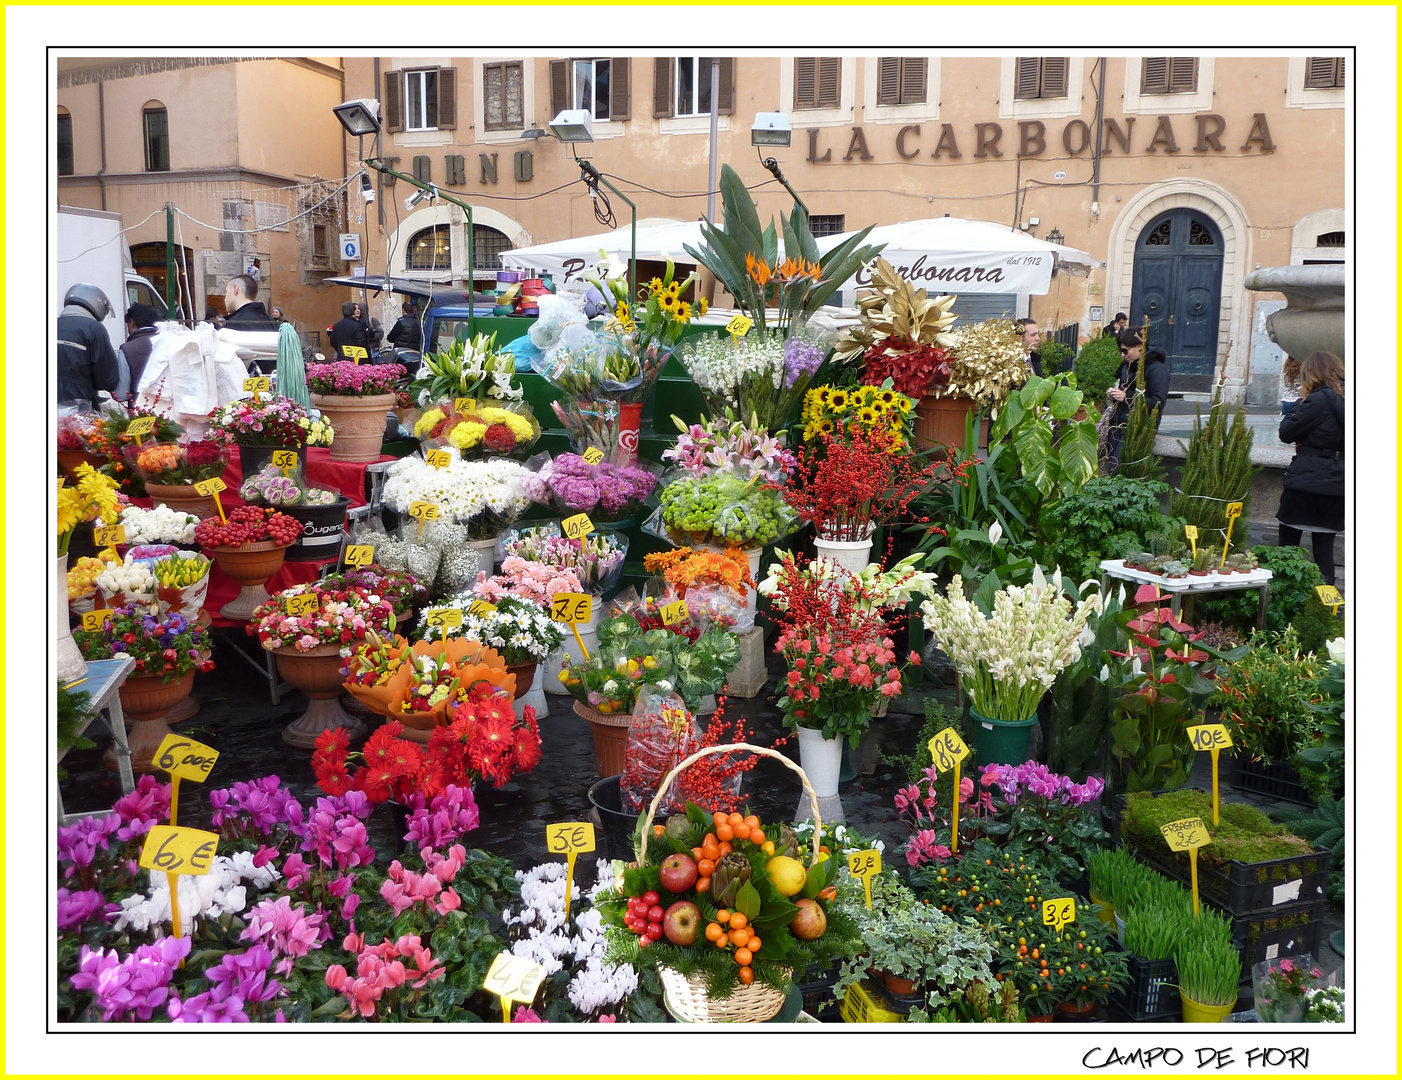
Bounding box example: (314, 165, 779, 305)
(155, 734, 220, 783)
(93, 524, 127, 547)
(285, 592, 320, 618)
(242, 376, 270, 393)
(125, 416, 157, 441)
(271, 449, 298, 472)
(660, 599, 689, 626)
(139, 825, 219, 876)
(545, 822, 596, 855)
(425, 449, 452, 470)
(342, 345, 368, 363)
(81, 608, 114, 632)
(561, 513, 594, 540)
(847, 849, 882, 879)
(725, 313, 754, 338)
(344, 544, 375, 568)
(1042, 897, 1077, 933)
(483, 952, 546, 1010)
(1188, 724, 1233, 752)
(408, 501, 439, 521)
(425, 608, 463, 632)
(551, 593, 593, 624)
(194, 477, 227, 497)
(581, 447, 605, 466)
(466, 599, 498, 618)
(927, 728, 971, 773)
(1161, 817, 1211, 852)
(1224, 501, 1243, 521)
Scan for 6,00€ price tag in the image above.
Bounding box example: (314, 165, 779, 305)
(140, 825, 219, 876)
(154, 734, 219, 783)
(1042, 897, 1077, 933)
(927, 728, 970, 773)
(551, 593, 593, 624)
(1161, 817, 1211, 852)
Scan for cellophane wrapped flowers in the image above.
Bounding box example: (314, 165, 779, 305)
(207, 395, 333, 448)
(381, 455, 532, 539)
(251, 582, 395, 657)
(498, 526, 627, 595)
(522, 453, 657, 522)
(415, 593, 563, 664)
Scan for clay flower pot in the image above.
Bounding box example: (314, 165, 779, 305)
(274, 643, 366, 748)
(209, 541, 291, 620)
(107, 670, 196, 774)
(506, 661, 538, 702)
(913, 393, 989, 458)
(884, 973, 919, 995)
(574, 700, 632, 778)
(144, 481, 222, 521)
(311, 392, 396, 463)
(59, 448, 108, 481)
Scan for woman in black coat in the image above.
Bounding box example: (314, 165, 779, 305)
(1105, 331, 1170, 469)
(1276, 351, 1345, 584)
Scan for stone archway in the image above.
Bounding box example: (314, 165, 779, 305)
(1105, 179, 1252, 395)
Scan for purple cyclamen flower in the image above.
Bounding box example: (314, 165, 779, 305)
(205, 944, 283, 1005)
(403, 785, 481, 850)
(112, 775, 171, 840)
(69, 937, 191, 1021)
(281, 852, 311, 891)
(240, 896, 330, 976)
(57, 815, 121, 876)
(57, 888, 117, 932)
(169, 991, 249, 1023)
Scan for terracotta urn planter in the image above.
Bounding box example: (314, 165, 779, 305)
(59, 448, 108, 481)
(311, 392, 396, 463)
(105, 670, 196, 774)
(506, 661, 538, 702)
(144, 481, 222, 521)
(913, 393, 988, 457)
(208, 541, 291, 620)
(274, 643, 365, 748)
(574, 700, 632, 778)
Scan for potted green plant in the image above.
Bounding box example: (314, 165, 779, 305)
(1044, 925, 1130, 1018)
(1173, 924, 1241, 1023)
(1189, 545, 1220, 577)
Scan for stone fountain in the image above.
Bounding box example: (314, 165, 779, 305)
(1244, 263, 1346, 365)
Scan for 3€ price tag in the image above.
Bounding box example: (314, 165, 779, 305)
(125, 416, 157, 442)
(93, 524, 127, 548)
(408, 501, 439, 521)
(546, 822, 596, 855)
(194, 477, 227, 497)
(81, 608, 114, 632)
(271, 449, 298, 473)
(725, 313, 754, 339)
(242, 376, 270, 394)
(285, 592, 320, 618)
(425, 607, 463, 632)
(344, 544, 375, 569)
(139, 825, 219, 876)
(551, 593, 593, 624)
(483, 952, 546, 1012)
(927, 728, 971, 773)
(425, 449, 452, 470)
(561, 513, 594, 540)
(1161, 817, 1211, 852)
(342, 345, 368, 364)
(1188, 724, 1233, 752)
(581, 446, 605, 466)
(155, 734, 220, 783)
(1042, 897, 1077, 933)
(466, 598, 498, 618)
(660, 599, 689, 626)
(847, 849, 882, 879)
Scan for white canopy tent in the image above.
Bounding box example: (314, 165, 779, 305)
(815, 217, 1098, 296)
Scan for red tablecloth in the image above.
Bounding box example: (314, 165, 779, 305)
(202, 558, 329, 627)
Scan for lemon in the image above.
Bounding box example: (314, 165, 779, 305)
(765, 855, 807, 897)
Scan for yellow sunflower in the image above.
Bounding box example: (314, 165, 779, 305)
(675, 300, 693, 322)
(698, 297, 709, 315)
(828, 389, 849, 411)
(856, 385, 878, 406)
(803, 422, 819, 441)
(857, 406, 879, 427)
(870, 399, 889, 415)
(817, 418, 835, 435)
(647, 276, 664, 294)
(878, 389, 898, 407)
(657, 291, 679, 313)
(815, 387, 832, 406)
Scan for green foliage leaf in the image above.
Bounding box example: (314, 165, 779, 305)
(735, 881, 762, 922)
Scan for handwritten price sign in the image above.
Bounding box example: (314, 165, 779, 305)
(1042, 897, 1077, 933)
(483, 952, 546, 1021)
(140, 826, 219, 876)
(343, 544, 375, 569)
(551, 593, 593, 624)
(425, 449, 452, 470)
(408, 502, 439, 521)
(453, 397, 476, 416)
(342, 345, 369, 364)
(271, 449, 298, 472)
(927, 728, 970, 773)
(93, 524, 127, 548)
(561, 513, 594, 540)
(1184, 525, 1199, 541)
(1161, 817, 1211, 853)
(848, 849, 881, 910)
(546, 822, 596, 855)
(466, 599, 498, 618)
(1224, 501, 1243, 521)
(242, 376, 270, 393)
(1316, 584, 1343, 615)
(425, 608, 463, 632)
(660, 599, 689, 626)
(725, 313, 754, 339)
(81, 609, 114, 632)
(125, 416, 157, 442)
(193, 477, 226, 496)
(581, 446, 605, 466)
(285, 592, 320, 618)
(1188, 725, 1232, 752)
(155, 734, 219, 783)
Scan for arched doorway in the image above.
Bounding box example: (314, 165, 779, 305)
(1129, 210, 1223, 392)
(129, 241, 195, 322)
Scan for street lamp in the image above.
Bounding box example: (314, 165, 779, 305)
(1046, 227, 1064, 246)
(750, 111, 807, 218)
(333, 98, 382, 137)
(547, 109, 594, 145)
(542, 110, 637, 300)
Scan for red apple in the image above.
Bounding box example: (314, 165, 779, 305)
(658, 852, 699, 894)
(789, 898, 827, 941)
(662, 900, 702, 946)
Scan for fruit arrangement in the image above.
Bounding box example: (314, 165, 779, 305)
(67, 556, 110, 601)
(194, 505, 303, 549)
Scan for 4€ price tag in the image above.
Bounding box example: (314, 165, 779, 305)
(927, 728, 970, 773)
(1224, 501, 1244, 521)
(546, 822, 596, 856)
(1161, 817, 1211, 852)
(139, 825, 219, 876)
(155, 734, 220, 783)
(660, 599, 689, 626)
(425, 449, 452, 470)
(483, 952, 547, 1020)
(1188, 724, 1233, 752)
(1042, 897, 1077, 933)
(581, 446, 605, 466)
(551, 593, 593, 624)
(466, 598, 498, 618)
(344, 544, 375, 569)
(561, 513, 594, 540)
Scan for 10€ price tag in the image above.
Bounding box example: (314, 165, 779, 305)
(155, 734, 220, 782)
(425, 608, 463, 632)
(561, 513, 594, 539)
(581, 446, 605, 466)
(551, 593, 593, 624)
(1161, 817, 1211, 852)
(81, 609, 114, 632)
(483, 952, 546, 1020)
(927, 728, 971, 773)
(466, 598, 498, 618)
(425, 449, 452, 470)
(1042, 897, 1077, 933)
(725, 313, 753, 339)
(546, 822, 596, 855)
(344, 544, 375, 568)
(1315, 584, 1343, 613)
(408, 501, 439, 520)
(140, 825, 219, 876)
(125, 416, 157, 442)
(93, 524, 127, 548)
(285, 592, 320, 618)
(242, 376, 270, 393)
(271, 449, 298, 472)
(1188, 724, 1232, 752)
(660, 599, 689, 626)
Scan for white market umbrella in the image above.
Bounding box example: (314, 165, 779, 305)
(815, 216, 1098, 295)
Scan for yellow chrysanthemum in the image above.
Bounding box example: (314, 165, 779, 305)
(414, 408, 447, 438)
(448, 421, 487, 449)
(57, 487, 83, 536)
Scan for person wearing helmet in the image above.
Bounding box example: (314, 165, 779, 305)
(57, 282, 120, 408)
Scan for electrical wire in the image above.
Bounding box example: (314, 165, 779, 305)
(172, 172, 359, 233)
(58, 207, 166, 263)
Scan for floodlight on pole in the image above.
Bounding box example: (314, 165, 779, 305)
(333, 98, 382, 137)
(548, 109, 594, 145)
(750, 111, 792, 147)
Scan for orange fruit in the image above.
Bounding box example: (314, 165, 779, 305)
(691, 846, 704, 861)
(747, 936, 761, 952)
(714, 935, 728, 948)
(716, 824, 734, 842)
(705, 923, 723, 942)
(729, 912, 748, 930)
(734, 947, 753, 965)
(713, 811, 728, 827)
(743, 815, 760, 830)
(717, 842, 732, 857)
(717, 909, 732, 924)
(697, 858, 716, 877)
(738, 966, 754, 985)
(696, 876, 711, 893)
(703, 832, 717, 848)
(729, 928, 751, 947)
(734, 824, 752, 841)
(652, 824, 666, 838)
(749, 828, 765, 845)
(727, 812, 744, 827)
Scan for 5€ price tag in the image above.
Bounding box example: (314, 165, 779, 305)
(194, 477, 227, 497)
(546, 822, 596, 855)
(551, 593, 593, 624)
(139, 825, 219, 876)
(425, 449, 452, 470)
(242, 376, 270, 393)
(1161, 817, 1211, 852)
(1188, 724, 1233, 752)
(725, 313, 754, 339)
(155, 734, 220, 783)
(271, 449, 298, 472)
(847, 849, 882, 879)
(125, 416, 157, 441)
(285, 592, 320, 618)
(660, 599, 689, 626)
(466, 598, 498, 618)
(344, 544, 375, 568)
(561, 513, 594, 540)
(581, 446, 605, 466)
(93, 524, 127, 547)
(425, 608, 463, 632)
(81, 608, 114, 632)
(483, 952, 546, 1012)
(927, 728, 971, 773)
(408, 501, 439, 521)
(1042, 897, 1077, 933)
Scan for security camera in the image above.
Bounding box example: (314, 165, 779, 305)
(360, 172, 375, 204)
(405, 193, 420, 211)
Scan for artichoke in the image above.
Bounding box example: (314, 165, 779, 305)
(776, 825, 800, 861)
(711, 852, 752, 908)
(665, 814, 691, 844)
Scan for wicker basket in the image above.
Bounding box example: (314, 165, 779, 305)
(640, 742, 822, 1024)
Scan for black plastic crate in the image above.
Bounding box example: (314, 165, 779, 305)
(1222, 754, 1315, 806)
(797, 962, 843, 1022)
(867, 974, 924, 1015)
(1106, 939, 1181, 1021)
(1227, 898, 1326, 983)
(1125, 834, 1331, 915)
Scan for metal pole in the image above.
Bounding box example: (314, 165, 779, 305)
(467, 205, 475, 339)
(706, 59, 720, 224)
(165, 203, 178, 320)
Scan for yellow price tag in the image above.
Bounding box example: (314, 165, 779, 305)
(139, 825, 219, 876)
(271, 449, 298, 471)
(483, 952, 547, 1020)
(561, 513, 594, 540)
(1183, 525, 1199, 541)
(551, 593, 593, 625)
(725, 313, 754, 338)
(1224, 501, 1243, 521)
(1161, 817, 1211, 853)
(660, 599, 689, 626)
(342, 345, 369, 363)
(425, 607, 464, 631)
(1316, 584, 1343, 611)
(194, 477, 227, 497)
(154, 734, 220, 783)
(125, 416, 157, 441)
(344, 544, 375, 569)
(847, 849, 881, 879)
(425, 449, 452, 470)
(242, 376, 270, 393)
(546, 822, 596, 855)
(453, 397, 476, 415)
(581, 446, 605, 466)
(466, 598, 498, 618)
(926, 728, 971, 773)
(1188, 724, 1233, 752)
(81, 609, 114, 632)
(408, 501, 439, 521)
(1042, 897, 1077, 933)
(285, 592, 320, 618)
(93, 524, 127, 547)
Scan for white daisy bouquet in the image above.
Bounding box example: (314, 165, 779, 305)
(381, 455, 533, 540)
(414, 593, 563, 664)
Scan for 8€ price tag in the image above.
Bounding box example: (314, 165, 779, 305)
(546, 822, 596, 855)
(1161, 817, 1211, 852)
(285, 592, 320, 618)
(344, 544, 375, 569)
(93, 524, 127, 547)
(551, 593, 593, 624)
(927, 728, 970, 773)
(581, 446, 605, 466)
(155, 734, 220, 782)
(660, 599, 689, 626)
(561, 513, 594, 539)
(140, 825, 219, 876)
(425, 608, 463, 632)
(81, 608, 114, 632)
(242, 376, 270, 393)
(1042, 897, 1077, 933)
(725, 313, 754, 339)
(425, 449, 452, 470)
(483, 952, 546, 1020)
(1188, 724, 1232, 752)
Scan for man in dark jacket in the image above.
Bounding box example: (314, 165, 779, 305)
(120, 303, 160, 402)
(327, 301, 369, 361)
(386, 300, 423, 352)
(57, 283, 120, 408)
(1016, 318, 1043, 377)
(222, 273, 278, 331)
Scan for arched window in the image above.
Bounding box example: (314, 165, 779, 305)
(405, 224, 451, 270)
(143, 100, 169, 172)
(471, 224, 511, 271)
(57, 107, 74, 176)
